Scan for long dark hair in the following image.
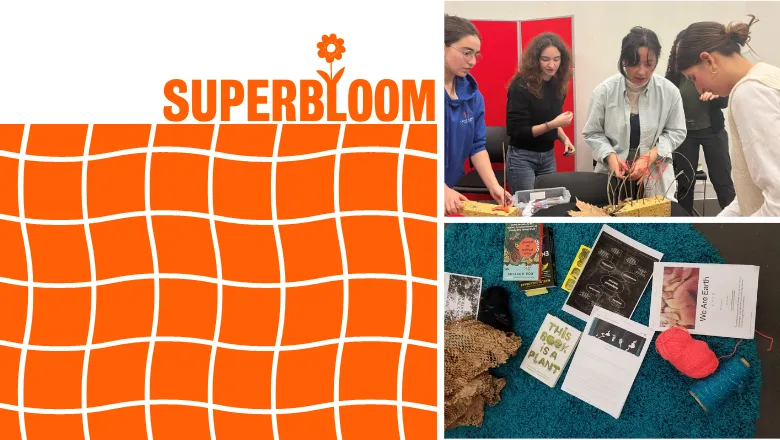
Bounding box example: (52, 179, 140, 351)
(510, 32, 573, 100)
(445, 14, 481, 46)
(618, 26, 662, 78)
(665, 30, 685, 85)
(673, 15, 759, 73)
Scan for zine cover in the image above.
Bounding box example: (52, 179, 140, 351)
(518, 225, 557, 292)
(562, 225, 663, 322)
(503, 223, 543, 282)
(648, 263, 759, 339)
(444, 273, 483, 323)
(520, 314, 582, 388)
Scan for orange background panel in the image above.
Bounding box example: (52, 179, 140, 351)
(342, 124, 403, 148)
(275, 155, 335, 219)
(215, 124, 277, 157)
(24, 161, 82, 220)
(24, 350, 83, 409)
(339, 152, 398, 212)
(0, 283, 28, 344)
(403, 407, 438, 440)
(27, 224, 91, 283)
(218, 286, 279, 347)
(402, 156, 437, 217)
(29, 287, 91, 346)
(277, 124, 340, 156)
(150, 342, 211, 402)
(0, 157, 19, 216)
(153, 124, 214, 150)
(26, 124, 88, 157)
(215, 222, 279, 283)
(150, 152, 210, 213)
(90, 217, 154, 280)
(402, 345, 437, 407)
(345, 279, 406, 338)
(278, 220, 343, 282)
(275, 345, 337, 409)
(277, 408, 337, 440)
(282, 281, 343, 346)
(152, 217, 216, 278)
(212, 159, 272, 220)
(339, 342, 400, 401)
(87, 343, 148, 407)
(213, 348, 273, 409)
(0, 124, 24, 153)
(403, 218, 437, 281)
(340, 405, 400, 440)
(92, 279, 154, 344)
(0, 409, 21, 440)
(213, 411, 273, 440)
(0, 220, 27, 281)
(90, 124, 151, 155)
(341, 216, 406, 275)
(24, 413, 84, 440)
(405, 124, 437, 155)
(150, 405, 211, 440)
(157, 279, 217, 341)
(410, 283, 437, 344)
(87, 406, 149, 440)
(0, 347, 20, 405)
(87, 153, 146, 218)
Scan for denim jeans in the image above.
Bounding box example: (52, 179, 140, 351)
(506, 147, 557, 192)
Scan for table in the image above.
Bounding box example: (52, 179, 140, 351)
(532, 201, 691, 217)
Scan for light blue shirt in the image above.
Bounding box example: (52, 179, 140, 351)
(582, 73, 687, 200)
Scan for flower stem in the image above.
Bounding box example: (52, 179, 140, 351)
(330, 63, 333, 80)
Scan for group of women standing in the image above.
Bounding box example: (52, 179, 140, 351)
(444, 13, 780, 217)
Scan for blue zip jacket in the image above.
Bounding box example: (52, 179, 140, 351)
(444, 74, 487, 188)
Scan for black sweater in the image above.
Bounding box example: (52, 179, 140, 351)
(668, 73, 729, 132)
(506, 77, 565, 152)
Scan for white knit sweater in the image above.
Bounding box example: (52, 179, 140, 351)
(721, 62, 780, 216)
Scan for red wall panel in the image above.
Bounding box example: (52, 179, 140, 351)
(520, 17, 575, 172)
(468, 20, 519, 128)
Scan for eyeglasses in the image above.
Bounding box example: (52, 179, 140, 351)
(448, 45, 483, 62)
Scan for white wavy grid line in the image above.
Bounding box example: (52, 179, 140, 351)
(0, 144, 436, 163)
(0, 399, 437, 416)
(206, 124, 223, 440)
(143, 124, 161, 440)
(269, 124, 285, 440)
(0, 336, 437, 353)
(333, 123, 347, 440)
(80, 125, 96, 440)
(0, 272, 437, 290)
(0, 209, 435, 227)
(16, 125, 32, 440)
(396, 124, 412, 440)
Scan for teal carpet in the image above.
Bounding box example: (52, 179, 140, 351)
(444, 223, 761, 439)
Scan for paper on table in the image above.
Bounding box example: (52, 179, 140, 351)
(561, 306, 653, 419)
(444, 273, 482, 323)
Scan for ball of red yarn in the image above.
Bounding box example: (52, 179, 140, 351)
(655, 327, 719, 379)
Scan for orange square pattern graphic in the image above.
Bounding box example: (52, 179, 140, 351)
(0, 123, 438, 439)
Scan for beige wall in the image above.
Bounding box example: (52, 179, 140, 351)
(444, 1, 780, 172)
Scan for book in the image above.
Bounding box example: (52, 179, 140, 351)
(444, 273, 482, 323)
(562, 245, 591, 293)
(648, 263, 759, 339)
(562, 225, 663, 322)
(518, 225, 556, 293)
(520, 314, 582, 387)
(561, 306, 654, 419)
(503, 223, 543, 282)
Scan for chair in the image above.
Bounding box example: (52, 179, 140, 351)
(452, 126, 509, 195)
(534, 172, 632, 206)
(693, 169, 709, 216)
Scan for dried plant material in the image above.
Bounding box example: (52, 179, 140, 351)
(445, 319, 522, 430)
(462, 200, 519, 217)
(567, 198, 610, 217)
(613, 195, 671, 217)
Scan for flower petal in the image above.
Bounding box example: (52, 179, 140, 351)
(316, 42, 326, 50)
(333, 52, 342, 60)
(321, 35, 329, 43)
(318, 49, 327, 58)
(336, 38, 344, 45)
(329, 33, 337, 41)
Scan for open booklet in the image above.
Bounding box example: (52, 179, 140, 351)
(648, 263, 759, 339)
(561, 306, 653, 419)
(563, 225, 663, 322)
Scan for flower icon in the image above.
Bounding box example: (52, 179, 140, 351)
(316, 33, 346, 81)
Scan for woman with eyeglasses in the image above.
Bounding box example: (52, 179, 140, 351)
(672, 15, 780, 217)
(582, 27, 686, 200)
(505, 32, 575, 192)
(444, 14, 511, 215)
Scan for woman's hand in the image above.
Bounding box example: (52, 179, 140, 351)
(489, 184, 513, 207)
(550, 111, 574, 129)
(563, 138, 575, 155)
(445, 186, 468, 215)
(606, 153, 628, 179)
(700, 91, 720, 101)
(629, 147, 659, 181)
